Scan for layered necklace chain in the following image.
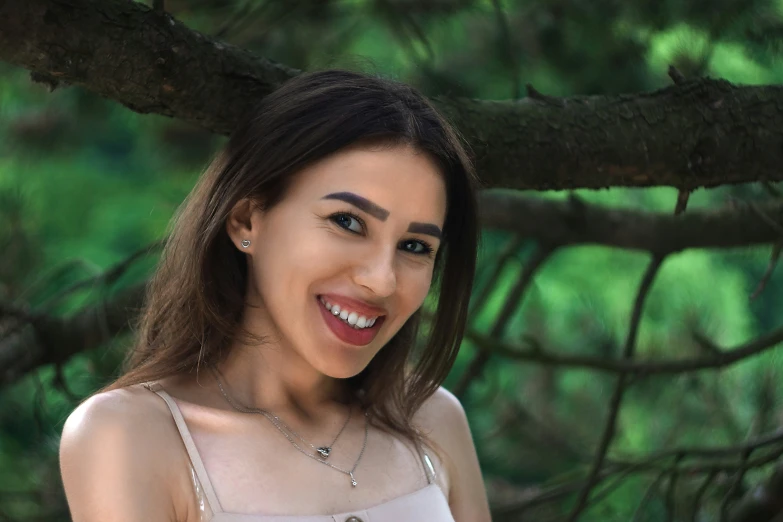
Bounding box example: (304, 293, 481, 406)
(210, 366, 369, 487)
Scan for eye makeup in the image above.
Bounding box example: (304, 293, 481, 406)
(321, 192, 442, 240)
(328, 211, 435, 257)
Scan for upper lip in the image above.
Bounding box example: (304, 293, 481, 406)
(319, 294, 387, 317)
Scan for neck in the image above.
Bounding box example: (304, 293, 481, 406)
(213, 337, 354, 423)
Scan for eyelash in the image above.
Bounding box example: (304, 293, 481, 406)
(329, 211, 435, 257)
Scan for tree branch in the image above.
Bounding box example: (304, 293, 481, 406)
(0, 283, 145, 387)
(3, 191, 783, 387)
(0, 0, 296, 135)
(3, 0, 783, 190)
(480, 191, 783, 253)
(493, 427, 783, 519)
(467, 323, 783, 375)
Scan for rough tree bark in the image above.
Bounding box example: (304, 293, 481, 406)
(2, 0, 783, 190)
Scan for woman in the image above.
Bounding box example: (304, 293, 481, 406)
(59, 69, 491, 522)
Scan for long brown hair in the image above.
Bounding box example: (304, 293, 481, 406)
(105, 69, 480, 449)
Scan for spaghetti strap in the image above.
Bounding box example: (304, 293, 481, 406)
(414, 442, 437, 485)
(143, 382, 223, 513)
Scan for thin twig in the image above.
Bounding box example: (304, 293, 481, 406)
(45, 239, 163, 310)
(378, 0, 435, 63)
(0, 302, 39, 323)
(469, 235, 524, 314)
(215, 2, 256, 38)
(490, 0, 521, 99)
(464, 323, 783, 375)
(1, 239, 163, 341)
(51, 363, 80, 402)
(668, 65, 687, 84)
(675, 189, 691, 214)
(763, 182, 782, 198)
(665, 456, 684, 522)
(659, 447, 783, 475)
(750, 243, 782, 301)
(747, 201, 783, 235)
(479, 190, 783, 253)
(567, 255, 666, 521)
(614, 427, 783, 466)
(691, 470, 718, 521)
(454, 245, 555, 398)
(526, 83, 566, 107)
(720, 449, 752, 521)
(631, 467, 669, 522)
(582, 460, 646, 509)
(493, 440, 783, 519)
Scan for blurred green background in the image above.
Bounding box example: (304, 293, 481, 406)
(2, 0, 783, 520)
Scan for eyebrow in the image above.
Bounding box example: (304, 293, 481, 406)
(321, 191, 442, 240)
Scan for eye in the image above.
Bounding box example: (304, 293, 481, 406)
(331, 212, 365, 234)
(401, 239, 435, 257)
(330, 211, 436, 257)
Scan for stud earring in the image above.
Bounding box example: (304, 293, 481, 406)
(241, 239, 251, 248)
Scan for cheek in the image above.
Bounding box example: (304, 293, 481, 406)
(251, 226, 331, 298)
(402, 268, 434, 309)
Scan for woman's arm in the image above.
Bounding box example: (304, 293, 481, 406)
(60, 389, 183, 522)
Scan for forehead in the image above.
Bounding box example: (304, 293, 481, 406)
(288, 144, 447, 219)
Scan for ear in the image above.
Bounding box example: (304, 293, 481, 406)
(226, 198, 258, 252)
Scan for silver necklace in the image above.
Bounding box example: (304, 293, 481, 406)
(210, 366, 369, 487)
(213, 367, 353, 459)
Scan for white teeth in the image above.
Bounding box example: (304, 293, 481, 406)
(319, 297, 379, 329)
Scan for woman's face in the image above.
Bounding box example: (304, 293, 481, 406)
(234, 144, 447, 379)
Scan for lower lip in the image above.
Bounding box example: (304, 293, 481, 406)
(316, 297, 385, 346)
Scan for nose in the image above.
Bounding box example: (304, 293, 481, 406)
(352, 246, 397, 298)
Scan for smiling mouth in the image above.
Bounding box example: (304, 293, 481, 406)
(317, 296, 381, 329)
(316, 296, 385, 346)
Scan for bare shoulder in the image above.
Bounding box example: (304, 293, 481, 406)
(61, 385, 173, 457)
(413, 386, 491, 522)
(60, 385, 186, 522)
(63, 385, 165, 431)
(413, 386, 466, 456)
(415, 385, 464, 423)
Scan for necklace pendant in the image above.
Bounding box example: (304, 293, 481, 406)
(349, 472, 357, 487)
(316, 447, 331, 459)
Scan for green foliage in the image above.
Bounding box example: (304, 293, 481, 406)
(3, 0, 783, 520)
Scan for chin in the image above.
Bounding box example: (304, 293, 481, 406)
(325, 367, 365, 380)
(319, 361, 370, 380)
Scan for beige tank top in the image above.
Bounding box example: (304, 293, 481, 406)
(145, 383, 455, 522)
